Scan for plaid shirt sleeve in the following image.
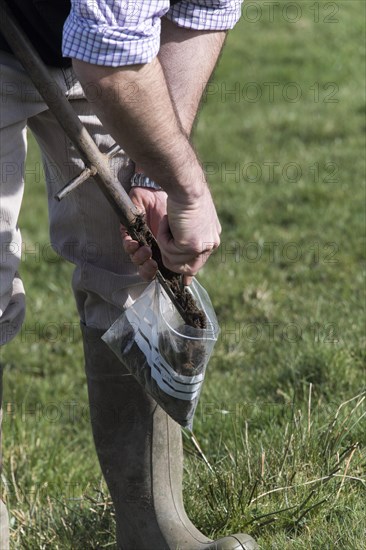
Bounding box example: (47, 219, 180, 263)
(62, 1, 243, 67)
(167, 1, 243, 31)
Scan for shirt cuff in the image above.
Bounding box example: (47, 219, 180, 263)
(166, 0, 243, 31)
(62, 13, 161, 67)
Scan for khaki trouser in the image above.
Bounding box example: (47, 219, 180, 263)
(0, 50, 146, 545)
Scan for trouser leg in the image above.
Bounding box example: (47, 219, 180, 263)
(0, 119, 27, 345)
(27, 74, 144, 329)
(0, 58, 32, 546)
(0, 52, 51, 336)
(0, 51, 56, 547)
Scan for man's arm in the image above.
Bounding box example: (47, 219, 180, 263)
(64, 0, 243, 278)
(118, 19, 227, 281)
(73, 33, 223, 276)
(73, 57, 202, 199)
(159, 18, 226, 136)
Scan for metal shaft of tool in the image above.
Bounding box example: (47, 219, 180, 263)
(0, 0, 190, 322)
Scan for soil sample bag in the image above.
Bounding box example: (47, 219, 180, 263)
(102, 279, 219, 428)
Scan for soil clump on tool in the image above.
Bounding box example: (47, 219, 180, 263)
(129, 214, 207, 329)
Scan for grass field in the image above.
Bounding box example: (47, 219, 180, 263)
(1, 1, 365, 548)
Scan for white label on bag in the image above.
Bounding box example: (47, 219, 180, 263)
(126, 299, 204, 402)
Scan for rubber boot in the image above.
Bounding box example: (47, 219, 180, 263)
(81, 325, 258, 550)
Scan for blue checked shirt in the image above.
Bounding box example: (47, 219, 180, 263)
(63, 1, 243, 66)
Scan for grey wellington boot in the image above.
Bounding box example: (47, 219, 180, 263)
(81, 325, 258, 550)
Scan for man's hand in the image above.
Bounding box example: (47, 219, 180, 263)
(122, 186, 221, 283)
(121, 187, 167, 281)
(159, 187, 221, 275)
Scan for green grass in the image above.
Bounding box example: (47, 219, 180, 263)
(1, 1, 365, 548)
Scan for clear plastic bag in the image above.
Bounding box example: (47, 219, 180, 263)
(102, 279, 219, 428)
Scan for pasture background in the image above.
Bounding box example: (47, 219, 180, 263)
(1, 1, 365, 548)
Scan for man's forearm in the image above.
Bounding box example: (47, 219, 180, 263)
(73, 22, 226, 276)
(159, 19, 226, 137)
(73, 57, 204, 201)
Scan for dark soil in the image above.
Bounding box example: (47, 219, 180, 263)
(158, 328, 207, 376)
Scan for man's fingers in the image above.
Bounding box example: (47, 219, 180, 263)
(120, 188, 169, 282)
(157, 214, 172, 244)
(130, 245, 153, 266)
(139, 259, 158, 280)
(183, 275, 193, 286)
(124, 239, 139, 255)
(157, 216, 217, 273)
(121, 226, 158, 280)
(121, 192, 220, 279)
